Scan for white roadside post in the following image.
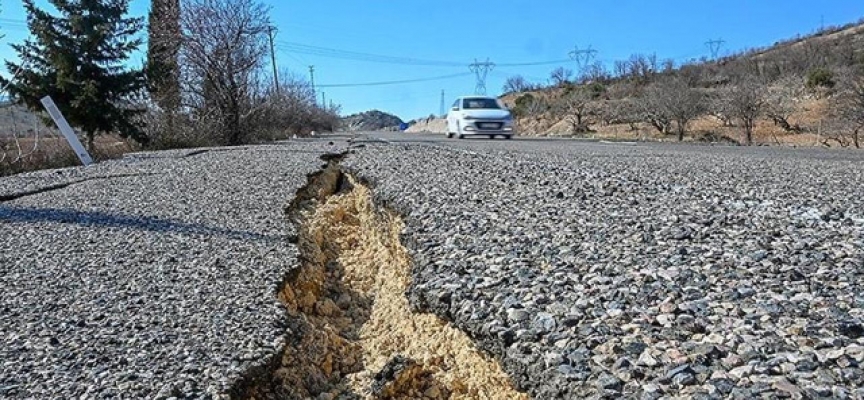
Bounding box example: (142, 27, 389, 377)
(40, 96, 94, 166)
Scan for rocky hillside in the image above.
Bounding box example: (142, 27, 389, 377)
(340, 110, 404, 132)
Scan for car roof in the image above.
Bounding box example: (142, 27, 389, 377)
(456, 96, 497, 100)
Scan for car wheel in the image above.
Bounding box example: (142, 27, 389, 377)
(503, 135, 513, 140)
(458, 134, 465, 139)
(489, 135, 496, 140)
(446, 132, 454, 138)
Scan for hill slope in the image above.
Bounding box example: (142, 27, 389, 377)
(340, 110, 404, 132)
(498, 19, 864, 146)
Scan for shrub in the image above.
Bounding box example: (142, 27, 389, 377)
(806, 67, 836, 89)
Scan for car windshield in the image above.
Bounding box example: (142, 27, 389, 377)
(462, 98, 501, 110)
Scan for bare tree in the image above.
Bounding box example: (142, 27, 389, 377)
(718, 77, 767, 145)
(614, 60, 629, 79)
(503, 75, 531, 93)
(180, 0, 271, 145)
(550, 67, 573, 87)
(764, 74, 805, 132)
(641, 76, 705, 141)
(556, 87, 595, 132)
(828, 70, 864, 148)
(580, 61, 611, 84)
(627, 53, 657, 83)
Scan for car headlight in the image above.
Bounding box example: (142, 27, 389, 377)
(463, 115, 477, 120)
(503, 113, 513, 121)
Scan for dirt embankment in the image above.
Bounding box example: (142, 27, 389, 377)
(405, 118, 447, 134)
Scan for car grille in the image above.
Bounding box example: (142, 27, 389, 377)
(476, 122, 503, 130)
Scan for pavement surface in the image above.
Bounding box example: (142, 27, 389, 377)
(2, 131, 864, 398)
(347, 132, 864, 399)
(1, 142, 346, 398)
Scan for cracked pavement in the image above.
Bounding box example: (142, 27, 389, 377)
(2, 132, 864, 398)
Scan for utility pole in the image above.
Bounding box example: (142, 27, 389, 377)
(439, 90, 446, 116)
(569, 45, 598, 71)
(267, 25, 279, 93)
(321, 92, 326, 107)
(469, 59, 495, 95)
(308, 65, 316, 103)
(705, 39, 725, 60)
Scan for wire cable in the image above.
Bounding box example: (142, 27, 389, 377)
(277, 41, 464, 67)
(317, 72, 472, 88)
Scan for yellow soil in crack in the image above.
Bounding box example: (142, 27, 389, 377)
(309, 177, 527, 400)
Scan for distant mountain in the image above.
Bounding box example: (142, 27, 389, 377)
(340, 110, 404, 132)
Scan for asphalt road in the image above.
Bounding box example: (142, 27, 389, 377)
(345, 131, 864, 398)
(2, 132, 863, 398)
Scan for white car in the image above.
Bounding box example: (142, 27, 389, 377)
(446, 96, 515, 139)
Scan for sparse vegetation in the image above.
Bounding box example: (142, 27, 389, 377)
(500, 19, 864, 145)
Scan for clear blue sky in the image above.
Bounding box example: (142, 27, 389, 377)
(2, 0, 863, 120)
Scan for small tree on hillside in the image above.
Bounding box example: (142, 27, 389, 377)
(829, 70, 864, 148)
(718, 77, 767, 145)
(642, 76, 705, 141)
(550, 67, 573, 87)
(764, 74, 805, 133)
(557, 87, 595, 132)
(503, 75, 531, 93)
(2, 0, 146, 150)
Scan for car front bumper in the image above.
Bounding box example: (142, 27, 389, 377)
(460, 120, 515, 135)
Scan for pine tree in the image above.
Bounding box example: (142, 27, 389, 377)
(1, 0, 147, 150)
(146, 0, 181, 115)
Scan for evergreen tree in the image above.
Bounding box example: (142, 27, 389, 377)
(146, 0, 181, 114)
(1, 0, 147, 150)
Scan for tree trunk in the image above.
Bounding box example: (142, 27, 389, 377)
(86, 131, 95, 154)
(744, 121, 753, 146)
(854, 129, 860, 149)
(676, 121, 685, 141)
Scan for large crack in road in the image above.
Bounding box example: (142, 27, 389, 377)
(235, 156, 526, 399)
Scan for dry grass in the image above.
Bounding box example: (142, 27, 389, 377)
(0, 104, 142, 176)
(0, 134, 138, 176)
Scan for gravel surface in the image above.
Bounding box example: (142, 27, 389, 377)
(345, 134, 864, 399)
(0, 141, 345, 398)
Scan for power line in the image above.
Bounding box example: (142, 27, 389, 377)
(316, 72, 471, 88)
(469, 59, 494, 95)
(278, 40, 571, 68)
(277, 41, 464, 67)
(495, 59, 571, 67)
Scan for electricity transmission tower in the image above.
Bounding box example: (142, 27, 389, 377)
(705, 39, 725, 60)
(569, 45, 598, 71)
(469, 58, 495, 95)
